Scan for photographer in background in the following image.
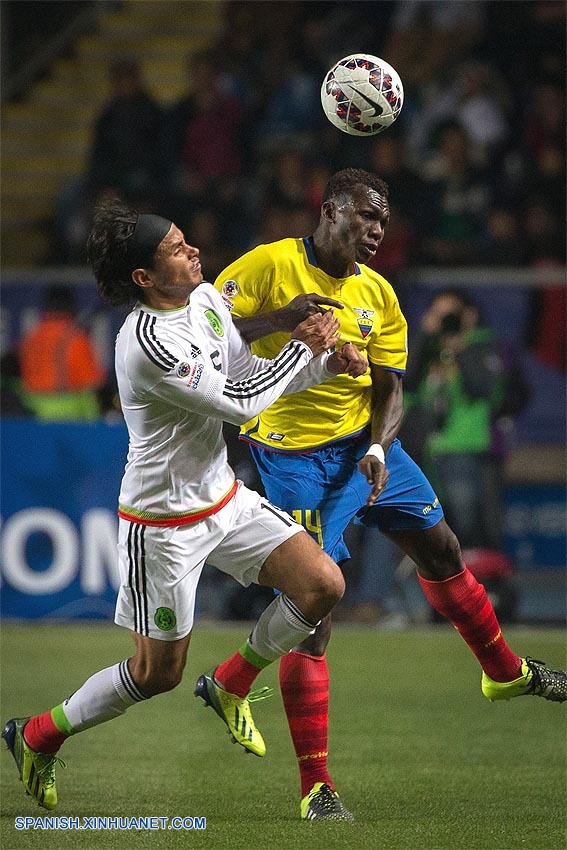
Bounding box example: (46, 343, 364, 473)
(402, 289, 522, 552)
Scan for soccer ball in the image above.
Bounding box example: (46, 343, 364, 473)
(321, 54, 404, 136)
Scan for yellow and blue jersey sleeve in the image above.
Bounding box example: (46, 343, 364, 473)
(214, 238, 408, 452)
(214, 243, 278, 317)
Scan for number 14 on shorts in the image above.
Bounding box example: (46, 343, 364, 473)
(292, 509, 323, 548)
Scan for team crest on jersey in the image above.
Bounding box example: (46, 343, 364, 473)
(176, 361, 192, 378)
(205, 309, 224, 337)
(353, 307, 375, 338)
(222, 279, 239, 298)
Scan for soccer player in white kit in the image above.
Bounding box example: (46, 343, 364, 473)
(2, 199, 368, 811)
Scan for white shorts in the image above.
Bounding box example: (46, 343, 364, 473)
(114, 480, 303, 641)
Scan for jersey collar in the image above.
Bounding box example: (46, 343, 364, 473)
(302, 236, 361, 276)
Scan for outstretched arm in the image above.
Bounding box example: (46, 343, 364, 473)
(357, 365, 404, 506)
(234, 293, 345, 343)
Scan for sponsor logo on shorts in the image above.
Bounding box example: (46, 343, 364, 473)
(422, 496, 439, 515)
(154, 607, 177, 631)
(205, 309, 224, 336)
(176, 362, 192, 378)
(267, 431, 285, 441)
(222, 279, 239, 297)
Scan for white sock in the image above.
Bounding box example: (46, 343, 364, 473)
(247, 594, 319, 663)
(59, 661, 148, 734)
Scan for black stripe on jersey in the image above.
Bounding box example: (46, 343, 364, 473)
(223, 340, 306, 400)
(119, 660, 147, 702)
(136, 312, 178, 371)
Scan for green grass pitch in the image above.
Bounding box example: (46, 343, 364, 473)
(1, 621, 565, 850)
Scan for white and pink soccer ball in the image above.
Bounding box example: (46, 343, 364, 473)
(321, 53, 404, 136)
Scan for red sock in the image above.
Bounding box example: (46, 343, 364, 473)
(23, 711, 68, 755)
(418, 567, 521, 681)
(214, 649, 263, 698)
(279, 652, 333, 798)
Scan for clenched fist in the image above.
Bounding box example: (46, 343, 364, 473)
(291, 310, 340, 357)
(327, 342, 368, 377)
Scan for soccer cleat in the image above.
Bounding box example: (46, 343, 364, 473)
(2, 717, 66, 810)
(301, 782, 354, 821)
(482, 657, 567, 703)
(194, 670, 272, 757)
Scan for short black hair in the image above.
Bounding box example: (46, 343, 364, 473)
(87, 199, 143, 306)
(322, 168, 389, 204)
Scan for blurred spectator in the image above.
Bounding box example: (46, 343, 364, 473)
(522, 202, 565, 266)
(0, 350, 33, 417)
(523, 82, 566, 158)
(364, 133, 425, 275)
(86, 59, 164, 208)
(479, 207, 527, 265)
(188, 208, 237, 282)
(260, 146, 310, 210)
(252, 202, 317, 246)
(387, 0, 485, 86)
(365, 133, 427, 226)
(417, 61, 510, 167)
(338, 525, 409, 629)
(18, 285, 106, 421)
(253, 56, 323, 155)
(402, 288, 523, 550)
(164, 50, 247, 237)
(367, 202, 417, 281)
(421, 123, 493, 264)
(522, 198, 567, 372)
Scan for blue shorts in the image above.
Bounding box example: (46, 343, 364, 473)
(249, 435, 444, 564)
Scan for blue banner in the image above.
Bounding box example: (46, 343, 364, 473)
(1, 421, 564, 621)
(504, 485, 566, 571)
(1, 420, 128, 619)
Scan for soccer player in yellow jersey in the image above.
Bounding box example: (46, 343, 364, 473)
(214, 168, 567, 821)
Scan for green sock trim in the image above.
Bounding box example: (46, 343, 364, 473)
(240, 643, 273, 670)
(51, 704, 75, 736)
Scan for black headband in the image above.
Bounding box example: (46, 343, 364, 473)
(126, 213, 173, 269)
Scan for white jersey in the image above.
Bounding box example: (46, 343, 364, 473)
(115, 283, 334, 526)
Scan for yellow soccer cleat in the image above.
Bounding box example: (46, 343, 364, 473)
(482, 657, 567, 703)
(2, 717, 65, 810)
(194, 670, 271, 757)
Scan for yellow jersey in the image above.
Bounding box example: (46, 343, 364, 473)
(214, 237, 407, 451)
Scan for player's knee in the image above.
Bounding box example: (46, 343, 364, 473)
(427, 523, 464, 578)
(315, 556, 345, 606)
(129, 658, 185, 696)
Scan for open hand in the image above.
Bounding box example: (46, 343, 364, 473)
(279, 293, 344, 331)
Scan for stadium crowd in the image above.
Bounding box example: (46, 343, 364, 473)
(48, 0, 565, 280)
